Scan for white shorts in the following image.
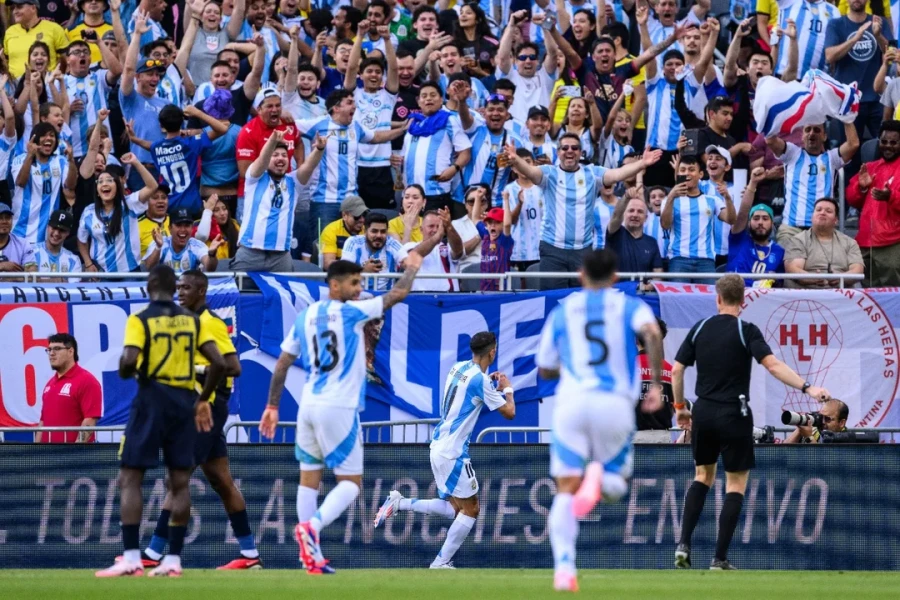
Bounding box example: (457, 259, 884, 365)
(295, 404, 363, 476)
(430, 450, 479, 500)
(550, 394, 635, 479)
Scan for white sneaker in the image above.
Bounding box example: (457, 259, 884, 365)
(429, 560, 456, 569)
(148, 559, 183, 578)
(95, 560, 144, 578)
(373, 490, 404, 528)
(553, 570, 579, 592)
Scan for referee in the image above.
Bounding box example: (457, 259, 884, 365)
(671, 274, 830, 570)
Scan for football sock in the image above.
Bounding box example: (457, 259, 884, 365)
(310, 481, 359, 532)
(122, 523, 141, 561)
(297, 485, 318, 522)
(602, 473, 628, 503)
(679, 481, 710, 546)
(169, 525, 187, 557)
(228, 509, 259, 559)
(435, 513, 476, 564)
(145, 509, 170, 560)
(549, 493, 578, 575)
(400, 498, 456, 519)
(715, 492, 744, 562)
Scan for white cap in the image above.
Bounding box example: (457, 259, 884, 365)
(253, 87, 281, 110)
(705, 145, 732, 167)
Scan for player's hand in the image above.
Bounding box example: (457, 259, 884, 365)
(675, 407, 692, 429)
(641, 385, 663, 413)
(805, 386, 830, 402)
(195, 401, 213, 432)
(403, 250, 423, 270)
(259, 406, 280, 439)
(491, 372, 512, 391)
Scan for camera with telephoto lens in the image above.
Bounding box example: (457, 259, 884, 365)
(820, 430, 880, 444)
(782, 411, 824, 430)
(752, 426, 776, 444)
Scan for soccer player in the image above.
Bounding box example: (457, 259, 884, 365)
(138, 270, 261, 570)
(373, 331, 515, 569)
(96, 265, 226, 578)
(536, 249, 665, 591)
(259, 254, 424, 574)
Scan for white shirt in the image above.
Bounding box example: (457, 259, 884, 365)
(341, 235, 408, 290)
(538, 164, 608, 250)
(240, 170, 298, 251)
(775, 0, 841, 77)
(402, 110, 472, 196)
(77, 192, 147, 272)
(505, 181, 543, 262)
(453, 215, 481, 271)
(496, 65, 557, 123)
(11, 154, 69, 244)
(646, 74, 684, 152)
(65, 70, 112, 158)
(157, 64, 185, 108)
(33, 241, 82, 279)
(353, 88, 397, 168)
(142, 237, 209, 273)
(592, 200, 617, 250)
(699, 180, 735, 256)
(661, 193, 725, 260)
(404, 240, 459, 292)
(296, 116, 376, 204)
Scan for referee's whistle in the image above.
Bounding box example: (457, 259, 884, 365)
(739, 394, 748, 417)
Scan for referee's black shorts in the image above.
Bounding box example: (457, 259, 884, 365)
(690, 399, 756, 472)
(194, 390, 231, 466)
(119, 381, 197, 471)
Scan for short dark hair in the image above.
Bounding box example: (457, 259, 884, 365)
(364, 212, 389, 228)
(148, 265, 178, 296)
(326, 259, 364, 282)
(67, 40, 90, 54)
(716, 274, 745, 306)
(591, 37, 615, 53)
(181, 269, 208, 288)
(447, 71, 471, 86)
(827, 399, 850, 422)
(217, 48, 240, 61)
(880, 120, 900, 136)
(515, 41, 539, 56)
(706, 96, 732, 115)
(470, 331, 497, 356)
(439, 41, 463, 54)
(210, 59, 232, 72)
(582, 249, 617, 282)
(360, 56, 385, 74)
(339, 5, 364, 31)
(814, 197, 839, 212)
(558, 131, 582, 147)
(515, 147, 533, 159)
(307, 9, 334, 33)
(662, 49, 684, 64)
(750, 49, 773, 66)
(39, 102, 62, 120)
(413, 5, 438, 23)
(680, 155, 703, 168)
(396, 48, 416, 61)
(297, 62, 321, 80)
(419, 80, 443, 96)
(326, 88, 354, 113)
(48, 333, 78, 362)
(601, 21, 629, 47)
(159, 104, 184, 133)
(141, 39, 169, 57)
(367, 0, 389, 15)
(492, 78, 516, 94)
(572, 8, 597, 26)
(656, 317, 668, 340)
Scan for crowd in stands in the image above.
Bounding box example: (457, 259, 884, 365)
(0, 0, 897, 290)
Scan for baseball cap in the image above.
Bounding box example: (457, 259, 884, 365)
(0, 203, 12, 215)
(484, 207, 504, 223)
(136, 57, 166, 74)
(101, 30, 117, 43)
(253, 87, 281, 110)
(750, 203, 774, 220)
(153, 182, 171, 195)
(705, 145, 732, 167)
(527, 106, 550, 120)
(340, 195, 368, 218)
(49, 210, 73, 231)
(9, 0, 39, 5)
(172, 208, 193, 224)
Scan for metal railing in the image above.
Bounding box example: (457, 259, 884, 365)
(475, 426, 900, 443)
(222, 419, 440, 444)
(0, 425, 125, 443)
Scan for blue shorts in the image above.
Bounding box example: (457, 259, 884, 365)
(119, 381, 197, 471)
(194, 391, 230, 466)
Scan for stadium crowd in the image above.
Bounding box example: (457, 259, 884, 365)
(0, 0, 896, 290)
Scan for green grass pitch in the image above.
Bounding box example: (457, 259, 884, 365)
(2, 570, 900, 600)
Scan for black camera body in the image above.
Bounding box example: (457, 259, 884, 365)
(782, 410, 824, 430)
(820, 430, 880, 444)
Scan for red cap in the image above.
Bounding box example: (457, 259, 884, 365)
(484, 207, 504, 222)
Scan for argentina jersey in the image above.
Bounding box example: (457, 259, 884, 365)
(521, 136, 557, 164)
(538, 164, 607, 250)
(593, 200, 616, 250)
(33, 242, 82, 278)
(402, 110, 472, 196)
(600, 134, 634, 170)
(240, 23, 280, 84)
(340, 235, 408, 290)
(65, 71, 111, 158)
(662, 193, 724, 260)
(11, 154, 68, 244)
(775, 0, 839, 77)
(699, 179, 734, 255)
(463, 122, 522, 207)
(142, 237, 208, 273)
(240, 171, 298, 251)
(506, 181, 542, 262)
(646, 74, 683, 151)
(193, 80, 243, 105)
(297, 116, 375, 204)
(431, 360, 507, 460)
(76, 192, 147, 272)
(353, 88, 397, 168)
(536, 288, 656, 403)
(127, 14, 167, 47)
(281, 297, 385, 410)
(647, 11, 701, 68)
(779, 144, 843, 227)
(644, 211, 670, 259)
(157, 65, 185, 107)
(438, 74, 490, 109)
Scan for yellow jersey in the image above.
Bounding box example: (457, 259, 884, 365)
(194, 306, 236, 402)
(138, 214, 170, 257)
(67, 23, 114, 64)
(320, 219, 362, 258)
(388, 216, 423, 243)
(123, 300, 214, 391)
(838, 0, 890, 15)
(4, 20, 70, 79)
(756, 0, 779, 22)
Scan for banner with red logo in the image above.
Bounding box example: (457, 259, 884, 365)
(656, 284, 900, 428)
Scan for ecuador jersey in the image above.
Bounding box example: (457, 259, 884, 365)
(195, 306, 237, 402)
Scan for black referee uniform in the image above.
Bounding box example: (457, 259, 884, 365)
(673, 313, 774, 569)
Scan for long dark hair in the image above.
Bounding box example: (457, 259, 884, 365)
(94, 168, 125, 239)
(453, 3, 493, 40)
(217, 202, 239, 257)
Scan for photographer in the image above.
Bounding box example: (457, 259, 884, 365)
(784, 399, 849, 444)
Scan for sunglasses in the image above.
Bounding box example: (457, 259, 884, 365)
(517, 54, 538, 61)
(559, 144, 581, 151)
(487, 93, 508, 104)
(352, 212, 368, 221)
(141, 59, 165, 69)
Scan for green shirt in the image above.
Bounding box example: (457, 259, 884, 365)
(390, 10, 413, 41)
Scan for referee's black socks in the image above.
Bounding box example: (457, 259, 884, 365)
(679, 481, 710, 547)
(715, 492, 744, 562)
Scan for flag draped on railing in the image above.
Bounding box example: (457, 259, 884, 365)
(753, 71, 860, 138)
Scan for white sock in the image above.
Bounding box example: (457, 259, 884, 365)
(143, 548, 162, 561)
(434, 513, 476, 564)
(309, 480, 359, 532)
(297, 485, 318, 523)
(602, 473, 628, 503)
(400, 498, 456, 519)
(161, 555, 181, 569)
(123, 549, 141, 564)
(549, 493, 578, 575)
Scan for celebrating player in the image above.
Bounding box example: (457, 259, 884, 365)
(259, 254, 423, 574)
(372, 331, 515, 568)
(96, 266, 226, 578)
(536, 250, 664, 592)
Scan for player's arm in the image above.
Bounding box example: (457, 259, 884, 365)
(119, 314, 144, 379)
(490, 372, 516, 420)
(260, 350, 296, 438)
(381, 251, 423, 309)
(197, 340, 226, 403)
(760, 355, 830, 401)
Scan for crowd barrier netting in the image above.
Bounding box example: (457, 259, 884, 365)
(2, 444, 899, 570)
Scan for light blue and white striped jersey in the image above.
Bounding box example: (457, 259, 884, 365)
(239, 22, 281, 84)
(0, 132, 17, 180)
(661, 193, 725, 260)
(65, 71, 111, 158)
(281, 297, 384, 411)
(353, 88, 397, 168)
(647, 11, 702, 68)
(699, 179, 734, 256)
(600, 134, 634, 170)
(283, 91, 327, 202)
(360, 34, 399, 56)
(76, 192, 147, 272)
(11, 154, 69, 244)
(536, 288, 655, 403)
(463, 120, 522, 207)
(592, 200, 617, 249)
(775, 0, 840, 78)
(646, 74, 683, 151)
(778, 144, 843, 227)
(556, 125, 597, 164)
(127, 15, 167, 48)
(142, 237, 208, 273)
(537, 163, 608, 250)
(504, 119, 528, 140)
(296, 116, 376, 204)
(505, 181, 543, 262)
(157, 65, 185, 108)
(340, 234, 409, 290)
(520, 135, 557, 164)
(438, 74, 490, 110)
(431, 359, 507, 460)
(643, 211, 670, 259)
(192, 80, 244, 105)
(402, 110, 472, 196)
(33, 242, 82, 277)
(239, 170, 298, 251)
(893, 0, 900, 51)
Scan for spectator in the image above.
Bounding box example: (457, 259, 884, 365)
(784, 398, 850, 444)
(73, 110, 113, 235)
(14, 44, 54, 136)
(232, 130, 326, 272)
(239, 0, 293, 86)
(558, 6, 598, 63)
(384, 0, 413, 41)
(645, 0, 709, 59)
(847, 121, 900, 286)
(477, 205, 513, 291)
(63, 39, 121, 159)
(637, 318, 674, 431)
(194, 194, 241, 260)
(189, 41, 264, 121)
(643, 185, 669, 261)
(520, 105, 556, 165)
(33, 210, 82, 280)
(38, 333, 102, 444)
(391, 49, 421, 151)
(342, 212, 409, 290)
(193, 91, 242, 218)
(727, 168, 786, 286)
(453, 3, 498, 76)
(67, 0, 115, 65)
(4, 0, 70, 79)
(142, 208, 221, 273)
(0, 80, 17, 207)
(599, 96, 635, 171)
(332, 5, 363, 41)
(592, 181, 620, 250)
(603, 21, 648, 150)
(766, 121, 859, 245)
(388, 184, 426, 244)
(399, 6, 439, 57)
(433, 43, 490, 109)
(549, 93, 603, 165)
(320, 195, 369, 268)
(406, 208, 463, 292)
(77, 154, 158, 273)
(496, 13, 558, 123)
(282, 44, 326, 125)
(505, 149, 542, 272)
(697, 145, 735, 261)
(179, 0, 246, 88)
(454, 185, 486, 274)
(127, 0, 169, 48)
(0, 203, 37, 273)
(138, 183, 170, 256)
(773, 0, 839, 78)
(784, 197, 865, 288)
(360, 1, 400, 55)
(697, 96, 742, 164)
(141, 38, 191, 109)
(606, 192, 664, 275)
(660, 155, 736, 282)
(312, 37, 354, 99)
